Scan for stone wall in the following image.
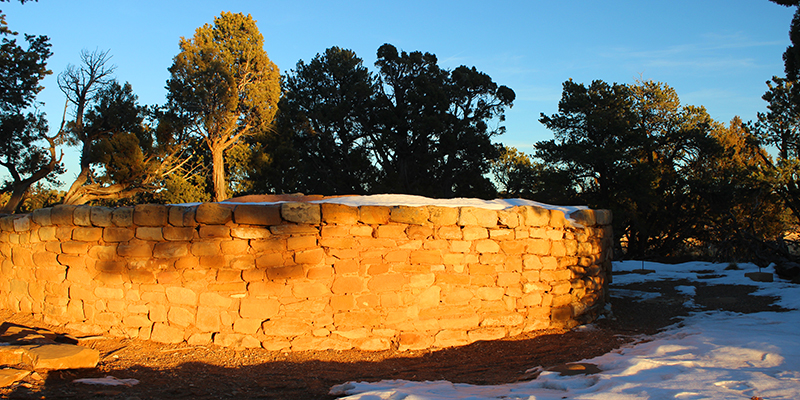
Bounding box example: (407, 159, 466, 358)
(0, 201, 612, 351)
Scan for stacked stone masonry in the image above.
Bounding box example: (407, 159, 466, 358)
(0, 202, 612, 351)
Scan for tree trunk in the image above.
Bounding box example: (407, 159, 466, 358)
(211, 144, 227, 202)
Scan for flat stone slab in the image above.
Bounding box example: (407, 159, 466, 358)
(0, 322, 99, 371)
(0, 322, 77, 345)
(0, 343, 99, 371)
(0, 367, 31, 387)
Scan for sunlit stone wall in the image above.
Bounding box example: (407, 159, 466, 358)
(0, 201, 612, 351)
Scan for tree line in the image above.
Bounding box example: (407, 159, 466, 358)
(2, 4, 800, 265)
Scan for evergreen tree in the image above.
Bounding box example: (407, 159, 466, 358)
(167, 12, 280, 202)
(0, 10, 61, 213)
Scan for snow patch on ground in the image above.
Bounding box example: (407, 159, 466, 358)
(331, 261, 800, 400)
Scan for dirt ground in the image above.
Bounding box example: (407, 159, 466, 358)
(0, 276, 787, 400)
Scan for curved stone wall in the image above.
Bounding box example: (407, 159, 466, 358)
(0, 201, 612, 351)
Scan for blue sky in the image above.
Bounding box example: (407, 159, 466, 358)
(1, 1, 796, 185)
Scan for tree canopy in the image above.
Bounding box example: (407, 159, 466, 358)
(251, 44, 515, 199)
(167, 11, 280, 202)
(0, 9, 61, 213)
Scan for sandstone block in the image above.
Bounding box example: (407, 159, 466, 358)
(163, 226, 195, 241)
(233, 318, 262, 334)
(191, 241, 220, 256)
(117, 242, 153, 258)
(110, 207, 133, 227)
(441, 287, 473, 305)
(150, 323, 185, 344)
(349, 225, 373, 237)
(251, 237, 285, 252)
(549, 210, 567, 228)
(319, 236, 357, 249)
(195, 203, 233, 225)
(168, 206, 194, 227)
(269, 224, 318, 235)
(12, 215, 31, 232)
(17, 343, 100, 371)
(398, 332, 435, 351)
(167, 306, 194, 327)
(262, 318, 310, 337)
(133, 204, 168, 226)
(331, 294, 355, 311)
(368, 273, 405, 292)
(410, 249, 443, 264)
(135, 227, 163, 241)
(468, 327, 507, 342)
(462, 226, 488, 240)
(457, 207, 498, 228)
(390, 206, 429, 225)
(94, 287, 124, 299)
(153, 242, 189, 258)
(498, 209, 521, 228)
(521, 206, 549, 226)
(295, 248, 325, 265)
(287, 235, 317, 250)
(32, 251, 59, 267)
(475, 239, 500, 253)
(31, 208, 52, 226)
(256, 253, 284, 268)
(103, 227, 134, 242)
(234, 204, 281, 225)
(165, 287, 197, 306)
(497, 272, 521, 286)
(71, 206, 91, 226)
(196, 306, 222, 331)
(60, 241, 89, 254)
(281, 202, 320, 224)
(50, 205, 76, 225)
(231, 226, 271, 239)
(407, 226, 433, 240)
(434, 330, 469, 348)
(37, 226, 56, 241)
(239, 297, 280, 319)
(427, 206, 458, 225)
(198, 225, 230, 239)
(359, 206, 390, 224)
(86, 206, 113, 227)
(375, 224, 407, 238)
(292, 281, 331, 298)
(332, 276, 365, 294)
(320, 203, 359, 224)
(187, 333, 212, 346)
(489, 229, 514, 241)
(198, 292, 234, 308)
(475, 287, 505, 301)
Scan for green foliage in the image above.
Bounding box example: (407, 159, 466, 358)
(534, 79, 785, 260)
(252, 44, 514, 199)
(167, 11, 280, 202)
(249, 47, 378, 195)
(0, 11, 61, 213)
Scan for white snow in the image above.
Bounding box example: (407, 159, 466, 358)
(330, 260, 800, 400)
(308, 194, 588, 216)
(218, 194, 586, 215)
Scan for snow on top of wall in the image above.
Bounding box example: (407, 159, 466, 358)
(221, 194, 587, 215)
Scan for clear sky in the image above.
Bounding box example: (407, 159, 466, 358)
(1, 0, 796, 186)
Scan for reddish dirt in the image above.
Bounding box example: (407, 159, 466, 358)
(0, 279, 785, 400)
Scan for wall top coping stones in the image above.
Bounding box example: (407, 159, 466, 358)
(0, 197, 611, 232)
